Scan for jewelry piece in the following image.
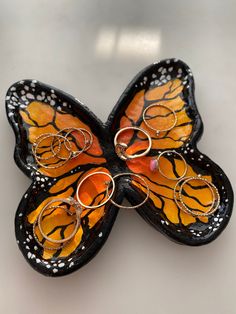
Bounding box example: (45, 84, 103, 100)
(114, 126, 152, 160)
(143, 104, 177, 135)
(33, 197, 82, 249)
(32, 133, 62, 161)
(174, 176, 220, 217)
(32, 127, 93, 168)
(107, 173, 150, 209)
(174, 176, 191, 215)
(33, 219, 68, 251)
(32, 133, 72, 169)
(76, 171, 115, 209)
(65, 127, 93, 153)
(76, 171, 150, 210)
(52, 128, 87, 159)
(78, 128, 93, 151)
(150, 150, 187, 180)
(178, 177, 220, 217)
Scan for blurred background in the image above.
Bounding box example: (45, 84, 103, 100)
(0, 1, 235, 313)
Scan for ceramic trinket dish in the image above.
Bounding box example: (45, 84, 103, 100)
(6, 59, 233, 276)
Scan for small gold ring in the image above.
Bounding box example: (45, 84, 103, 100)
(33, 134, 72, 169)
(63, 128, 93, 152)
(53, 128, 87, 159)
(114, 127, 152, 160)
(32, 133, 62, 161)
(108, 173, 150, 209)
(33, 218, 69, 251)
(174, 176, 191, 215)
(37, 197, 82, 244)
(76, 171, 115, 209)
(143, 104, 177, 135)
(150, 150, 187, 180)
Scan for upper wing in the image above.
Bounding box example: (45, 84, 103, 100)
(6, 80, 106, 178)
(6, 80, 120, 276)
(106, 58, 233, 245)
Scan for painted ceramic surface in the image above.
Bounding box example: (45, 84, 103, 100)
(6, 59, 233, 276)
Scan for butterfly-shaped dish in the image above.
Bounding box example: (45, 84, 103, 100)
(6, 58, 233, 277)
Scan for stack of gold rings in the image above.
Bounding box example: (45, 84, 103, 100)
(33, 197, 82, 250)
(32, 127, 93, 169)
(150, 150, 220, 217)
(174, 176, 220, 217)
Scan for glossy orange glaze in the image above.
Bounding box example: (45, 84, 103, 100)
(20, 101, 106, 177)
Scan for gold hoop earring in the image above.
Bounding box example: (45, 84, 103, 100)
(150, 150, 187, 180)
(107, 173, 150, 209)
(76, 171, 115, 209)
(143, 104, 177, 136)
(174, 176, 220, 217)
(114, 126, 152, 161)
(33, 197, 82, 249)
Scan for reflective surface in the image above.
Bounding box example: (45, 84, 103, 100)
(0, 0, 236, 313)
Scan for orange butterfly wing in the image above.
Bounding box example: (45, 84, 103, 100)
(7, 80, 118, 276)
(107, 59, 233, 245)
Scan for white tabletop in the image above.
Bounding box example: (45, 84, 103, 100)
(0, 1, 235, 313)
